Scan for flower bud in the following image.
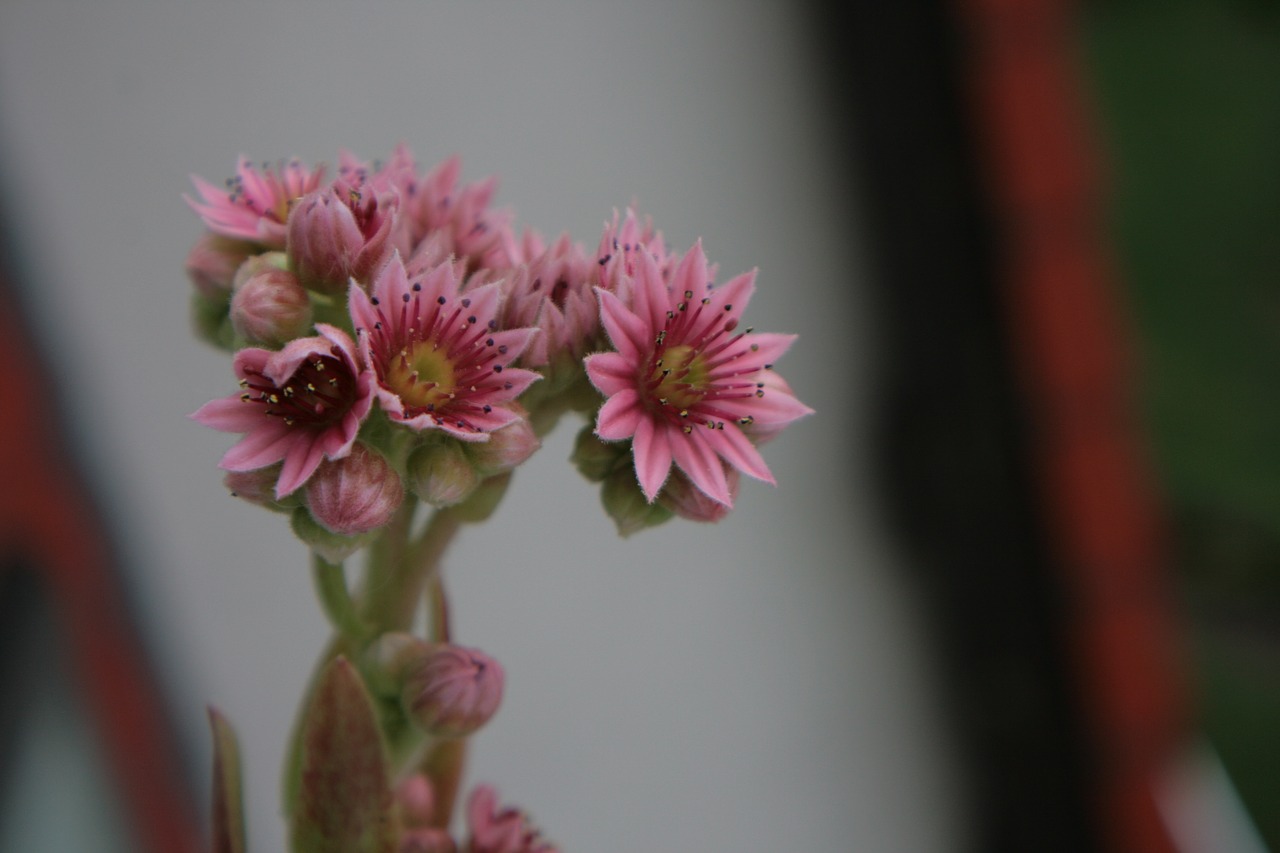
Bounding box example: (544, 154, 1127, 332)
(451, 472, 511, 524)
(288, 187, 394, 294)
(230, 263, 312, 347)
(570, 425, 627, 482)
(288, 189, 364, 294)
(185, 233, 254, 298)
(289, 506, 372, 563)
(465, 416, 539, 477)
(396, 774, 437, 829)
(305, 444, 404, 536)
(657, 466, 738, 523)
(363, 632, 431, 697)
(601, 466, 672, 537)
(399, 828, 456, 853)
(401, 644, 504, 738)
(407, 441, 479, 507)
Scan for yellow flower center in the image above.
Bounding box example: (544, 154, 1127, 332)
(386, 341, 458, 411)
(649, 344, 709, 412)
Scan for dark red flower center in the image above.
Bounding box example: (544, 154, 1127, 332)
(240, 351, 354, 427)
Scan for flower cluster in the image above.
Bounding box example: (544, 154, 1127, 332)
(187, 146, 812, 851)
(188, 146, 810, 540)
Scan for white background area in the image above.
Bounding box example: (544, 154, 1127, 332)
(0, 3, 962, 851)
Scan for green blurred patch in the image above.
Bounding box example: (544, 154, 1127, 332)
(1081, 0, 1280, 845)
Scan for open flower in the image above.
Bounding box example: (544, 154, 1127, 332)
(500, 232, 596, 368)
(404, 156, 514, 273)
(465, 786, 557, 853)
(350, 255, 540, 439)
(584, 242, 812, 507)
(186, 157, 325, 248)
(191, 324, 374, 497)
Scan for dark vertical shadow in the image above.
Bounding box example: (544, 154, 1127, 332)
(800, 2, 1103, 850)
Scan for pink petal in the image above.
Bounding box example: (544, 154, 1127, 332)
(743, 385, 815, 425)
(487, 328, 537, 362)
(191, 396, 265, 433)
(596, 288, 649, 363)
(220, 423, 294, 471)
(480, 365, 541, 399)
(671, 427, 732, 506)
(457, 281, 501, 326)
(457, 405, 522, 433)
(669, 241, 710, 306)
(276, 435, 327, 497)
(632, 417, 673, 502)
(709, 423, 775, 484)
(584, 351, 636, 397)
(704, 271, 756, 332)
(708, 334, 797, 380)
(348, 275, 381, 334)
(266, 336, 329, 385)
(629, 250, 671, 334)
(372, 252, 412, 304)
(595, 389, 644, 440)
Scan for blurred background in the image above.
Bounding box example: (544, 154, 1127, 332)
(0, 1, 1274, 852)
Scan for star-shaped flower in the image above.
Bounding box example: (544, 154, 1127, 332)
(349, 255, 540, 439)
(584, 242, 811, 507)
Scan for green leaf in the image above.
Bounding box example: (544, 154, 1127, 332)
(208, 706, 246, 853)
(290, 657, 396, 853)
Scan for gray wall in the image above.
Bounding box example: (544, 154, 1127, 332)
(0, 3, 961, 850)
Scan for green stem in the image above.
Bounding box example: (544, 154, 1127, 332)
(311, 556, 371, 643)
(426, 574, 450, 644)
(282, 500, 463, 816)
(361, 505, 461, 633)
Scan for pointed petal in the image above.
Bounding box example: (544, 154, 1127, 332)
(670, 241, 710, 305)
(480, 365, 541, 399)
(486, 328, 537, 363)
(585, 351, 637, 397)
(744, 383, 815, 425)
(191, 396, 265, 433)
(711, 423, 775, 484)
(708, 269, 756, 318)
(219, 423, 294, 471)
(347, 275, 381, 335)
(671, 427, 732, 506)
(630, 250, 671, 333)
(632, 417, 673, 501)
(456, 281, 501, 326)
(276, 435, 327, 497)
(707, 334, 797, 380)
(596, 389, 644, 440)
(596, 288, 649, 363)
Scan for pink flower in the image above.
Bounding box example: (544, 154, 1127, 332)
(464, 786, 557, 853)
(584, 242, 812, 506)
(595, 208, 680, 303)
(191, 324, 374, 497)
(405, 156, 514, 273)
(500, 233, 597, 368)
(186, 157, 325, 248)
(349, 255, 540, 440)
